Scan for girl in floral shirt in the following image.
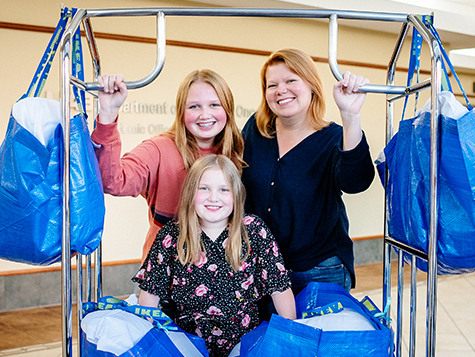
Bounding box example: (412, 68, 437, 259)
(133, 154, 295, 356)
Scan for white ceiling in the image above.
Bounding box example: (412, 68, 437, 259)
(187, 0, 475, 50)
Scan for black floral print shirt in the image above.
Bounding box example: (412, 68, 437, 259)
(132, 214, 291, 357)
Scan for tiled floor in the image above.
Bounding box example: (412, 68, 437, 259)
(0, 262, 474, 356)
(352, 270, 475, 357)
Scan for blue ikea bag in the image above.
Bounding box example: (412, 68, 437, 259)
(240, 283, 392, 357)
(81, 328, 191, 357)
(380, 22, 475, 274)
(240, 315, 321, 357)
(0, 8, 105, 265)
(81, 296, 209, 357)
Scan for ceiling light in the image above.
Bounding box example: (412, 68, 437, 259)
(449, 48, 475, 70)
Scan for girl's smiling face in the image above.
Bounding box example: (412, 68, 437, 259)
(194, 168, 234, 233)
(265, 62, 313, 123)
(184, 81, 227, 148)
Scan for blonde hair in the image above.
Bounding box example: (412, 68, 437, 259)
(164, 69, 245, 172)
(255, 48, 328, 138)
(177, 154, 250, 271)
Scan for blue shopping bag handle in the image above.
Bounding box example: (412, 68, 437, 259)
(402, 16, 473, 119)
(71, 12, 86, 116)
(26, 8, 71, 98)
(83, 296, 178, 332)
(426, 21, 473, 111)
(401, 15, 449, 119)
(25, 8, 86, 115)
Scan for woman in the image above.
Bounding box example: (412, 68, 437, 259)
(92, 70, 245, 262)
(241, 48, 375, 320)
(134, 155, 295, 356)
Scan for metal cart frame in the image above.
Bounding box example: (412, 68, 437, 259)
(59, 7, 444, 357)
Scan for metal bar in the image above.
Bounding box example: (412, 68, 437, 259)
(69, 11, 166, 92)
(381, 23, 409, 330)
(73, 17, 98, 357)
(82, 17, 101, 83)
(86, 256, 92, 301)
(382, 243, 392, 329)
(387, 78, 432, 102)
(85, 7, 409, 22)
(384, 15, 416, 337)
(67, 7, 420, 96)
(81, 12, 104, 305)
(387, 22, 410, 94)
(409, 255, 418, 357)
(328, 14, 407, 94)
(95, 245, 103, 301)
(428, 46, 441, 357)
(76, 254, 83, 357)
(406, 14, 442, 357)
(396, 251, 404, 357)
(382, 109, 393, 328)
(385, 237, 429, 261)
(60, 21, 75, 357)
(427, 49, 441, 357)
(407, 14, 442, 357)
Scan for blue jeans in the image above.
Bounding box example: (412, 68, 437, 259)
(258, 256, 352, 322)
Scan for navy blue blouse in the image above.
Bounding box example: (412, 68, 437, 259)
(241, 114, 375, 287)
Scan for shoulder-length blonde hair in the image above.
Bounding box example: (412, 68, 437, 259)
(177, 154, 250, 271)
(255, 48, 328, 138)
(164, 69, 245, 172)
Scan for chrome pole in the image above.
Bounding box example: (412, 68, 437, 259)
(409, 255, 418, 357)
(76, 254, 83, 357)
(82, 15, 104, 304)
(60, 8, 88, 357)
(60, 24, 73, 357)
(396, 251, 404, 357)
(408, 14, 441, 357)
(383, 22, 409, 331)
(426, 42, 441, 357)
(85, 7, 408, 21)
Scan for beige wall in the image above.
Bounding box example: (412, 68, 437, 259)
(1, 0, 474, 272)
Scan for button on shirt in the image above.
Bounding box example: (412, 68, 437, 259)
(241, 114, 375, 286)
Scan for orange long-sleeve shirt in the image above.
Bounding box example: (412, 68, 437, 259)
(91, 121, 216, 261)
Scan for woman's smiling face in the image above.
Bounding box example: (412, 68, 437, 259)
(265, 62, 313, 123)
(184, 81, 227, 148)
(194, 168, 234, 232)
